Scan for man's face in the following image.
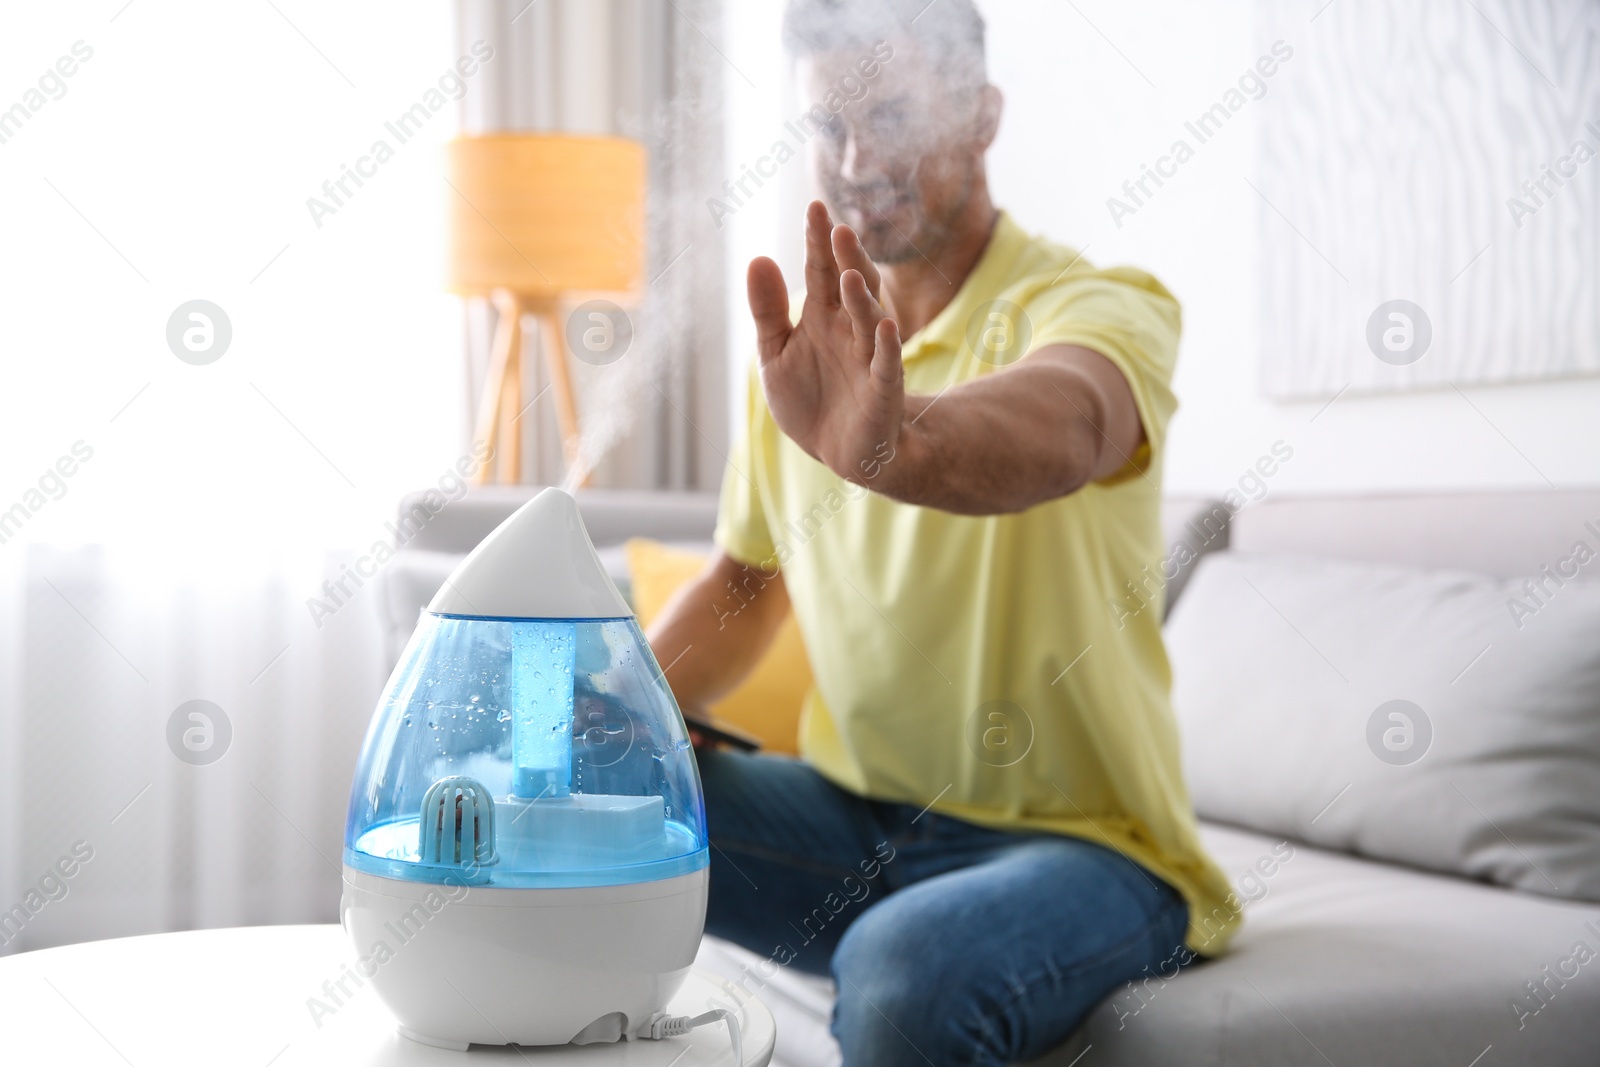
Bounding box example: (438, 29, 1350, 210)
(801, 42, 984, 264)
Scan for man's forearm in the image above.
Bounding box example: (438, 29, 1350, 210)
(867, 344, 1145, 515)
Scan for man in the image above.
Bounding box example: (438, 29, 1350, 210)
(647, 2, 1238, 1062)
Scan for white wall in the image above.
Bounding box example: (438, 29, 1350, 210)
(724, 0, 1600, 497)
(0, 1, 465, 555)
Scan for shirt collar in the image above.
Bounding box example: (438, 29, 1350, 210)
(902, 209, 1028, 360)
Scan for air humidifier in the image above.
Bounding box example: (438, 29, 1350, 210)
(340, 488, 718, 1052)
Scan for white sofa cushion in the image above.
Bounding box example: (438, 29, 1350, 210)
(1167, 551, 1600, 901)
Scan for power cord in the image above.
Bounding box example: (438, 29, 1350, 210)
(636, 1008, 743, 1064)
(570, 1005, 744, 1062)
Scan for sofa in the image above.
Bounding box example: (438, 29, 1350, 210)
(377, 485, 1600, 1066)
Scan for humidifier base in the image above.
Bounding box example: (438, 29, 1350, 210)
(340, 864, 709, 1048)
(396, 1025, 470, 1052)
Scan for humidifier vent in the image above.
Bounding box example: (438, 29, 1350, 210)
(419, 776, 498, 877)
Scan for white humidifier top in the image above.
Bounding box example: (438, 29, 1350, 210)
(427, 486, 631, 619)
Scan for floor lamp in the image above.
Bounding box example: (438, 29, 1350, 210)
(446, 133, 646, 485)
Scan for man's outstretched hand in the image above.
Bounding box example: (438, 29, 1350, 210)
(747, 200, 904, 484)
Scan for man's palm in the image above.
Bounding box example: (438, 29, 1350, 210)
(747, 201, 904, 481)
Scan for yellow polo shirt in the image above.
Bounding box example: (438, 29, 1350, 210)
(713, 211, 1239, 954)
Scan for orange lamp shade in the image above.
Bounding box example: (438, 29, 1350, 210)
(446, 133, 647, 299)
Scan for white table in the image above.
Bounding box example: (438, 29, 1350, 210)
(0, 925, 775, 1066)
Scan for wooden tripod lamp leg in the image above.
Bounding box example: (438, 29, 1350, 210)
(536, 309, 588, 487)
(494, 294, 523, 485)
(471, 291, 515, 485)
(470, 292, 587, 487)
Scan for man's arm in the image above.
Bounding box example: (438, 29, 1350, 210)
(644, 548, 792, 719)
(886, 343, 1145, 515)
(749, 201, 1146, 517)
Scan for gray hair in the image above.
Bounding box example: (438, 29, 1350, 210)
(782, 0, 988, 95)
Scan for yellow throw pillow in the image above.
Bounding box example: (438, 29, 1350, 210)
(625, 538, 809, 755)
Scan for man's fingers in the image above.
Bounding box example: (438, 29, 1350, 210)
(803, 200, 841, 308)
(840, 268, 888, 364)
(870, 316, 903, 389)
(831, 224, 882, 302)
(747, 256, 792, 362)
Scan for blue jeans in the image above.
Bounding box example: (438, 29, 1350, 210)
(696, 749, 1192, 1067)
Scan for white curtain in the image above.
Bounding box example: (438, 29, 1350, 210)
(0, 546, 381, 953)
(0, 2, 465, 954)
(453, 0, 730, 491)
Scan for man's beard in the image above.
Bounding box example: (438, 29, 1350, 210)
(831, 167, 973, 266)
(862, 217, 934, 264)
